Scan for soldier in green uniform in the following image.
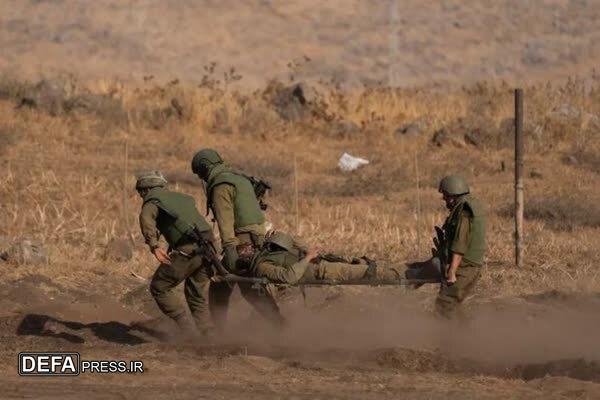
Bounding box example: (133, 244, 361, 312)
(191, 148, 284, 329)
(433, 175, 486, 318)
(244, 231, 406, 285)
(136, 171, 216, 335)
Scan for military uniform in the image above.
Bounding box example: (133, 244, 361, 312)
(206, 163, 266, 253)
(250, 232, 404, 285)
(191, 149, 284, 329)
(137, 174, 215, 334)
(435, 177, 487, 318)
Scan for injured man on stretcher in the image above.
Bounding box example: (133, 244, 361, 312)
(234, 231, 442, 286)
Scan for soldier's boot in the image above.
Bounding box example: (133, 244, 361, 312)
(352, 258, 408, 284)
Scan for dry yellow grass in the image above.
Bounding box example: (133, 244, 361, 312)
(1, 75, 599, 301)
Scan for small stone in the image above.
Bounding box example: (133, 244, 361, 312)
(0, 236, 11, 261)
(464, 131, 480, 147)
(563, 155, 579, 165)
(291, 82, 318, 104)
(431, 128, 450, 146)
(394, 123, 422, 139)
(104, 238, 133, 262)
(0, 239, 49, 265)
(272, 82, 320, 122)
(530, 170, 543, 179)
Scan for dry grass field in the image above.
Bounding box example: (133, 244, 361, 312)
(0, 73, 599, 398)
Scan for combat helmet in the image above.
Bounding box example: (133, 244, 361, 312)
(438, 175, 469, 196)
(135, 170, 167, 191)
(266, 231, 295, 252)
(191, 148, 223, 180)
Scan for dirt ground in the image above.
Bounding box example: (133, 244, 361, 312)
(1, 271, 599, 399)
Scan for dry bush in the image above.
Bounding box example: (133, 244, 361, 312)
(498, 184, 600, 232)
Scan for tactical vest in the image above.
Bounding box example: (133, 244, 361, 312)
(443, 195, 486, 266)
(250, 247, 301, 274)
(206, 164, 265, 229)
(143, 187, 211, 248)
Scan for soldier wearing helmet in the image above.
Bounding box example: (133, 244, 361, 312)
(434, 174, 487, 318)
(191, 149, 283, 329)
(136, 170, 215, 336)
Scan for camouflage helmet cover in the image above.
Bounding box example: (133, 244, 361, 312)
(191, 148, 223, 178)
(266, 231, 295, 252)
(135, 170, 168, 190)
(438, 175, 469, 196)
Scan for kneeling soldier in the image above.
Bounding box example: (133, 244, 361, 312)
(136, 171, 215, 335)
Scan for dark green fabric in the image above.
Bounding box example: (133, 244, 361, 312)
(206, 164, 265, 228)
(250, 248, 301, 275)
(143, 187, 211, 248)
(223, 244, 239, 271)
(435, 265, 481, 318)
(443, 194, 486, 266)
(149, 244, 212, 330)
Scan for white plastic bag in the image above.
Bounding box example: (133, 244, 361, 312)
(338, 152, 369, 172)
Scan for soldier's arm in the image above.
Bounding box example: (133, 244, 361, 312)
(139, 202, 160, 251)
(211, 184, 238, 248)
(255, 258, 312, 284)
(446, 210, 471, 282)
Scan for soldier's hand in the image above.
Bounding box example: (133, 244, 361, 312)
(153, 247, 171, 265)
(446, 272, 457, 286)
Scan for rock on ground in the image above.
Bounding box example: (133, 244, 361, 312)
(0, 238, 49, 265)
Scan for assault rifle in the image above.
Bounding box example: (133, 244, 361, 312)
(186, 226, 231, 278)
(243, 175, 271, 211)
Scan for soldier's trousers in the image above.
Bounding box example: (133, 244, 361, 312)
(435, 265, 481, 318)
(149, 243, 211, 332)
(209, 282, 285, 331)
(304, 260, 404, 282)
